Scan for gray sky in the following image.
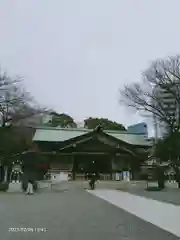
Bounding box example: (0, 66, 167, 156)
(0, 1, 180, 135)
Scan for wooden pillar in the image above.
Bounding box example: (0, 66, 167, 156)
(0, 166, 3, 182)
(4, 166, 8, 182)
(110, 155, 114, 180)
(72, 155, 76, 180)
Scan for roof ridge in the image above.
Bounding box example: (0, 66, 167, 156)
(35, 126, 147, 135)
(35, 126, 92, 132)
(104, 130, 146, 135)
(33, 127, 152, 146)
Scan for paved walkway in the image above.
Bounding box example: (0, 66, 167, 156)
(88, 189, 180, 237)
(0, 188, 178, 239)
(118, 184, 180, 205)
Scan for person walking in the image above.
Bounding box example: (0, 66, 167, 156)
(26, 180, 34, 195)
(89, 173, 97, 190)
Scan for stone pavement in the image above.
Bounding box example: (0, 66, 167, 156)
(0, 186, 179, 240)
(88, 189, 180, 237)
(117, 182, 180, 205)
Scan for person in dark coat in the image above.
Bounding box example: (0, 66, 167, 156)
(89, 173, 97, 189)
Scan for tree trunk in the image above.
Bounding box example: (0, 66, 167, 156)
(157, 167, 165, 189)
(173, 165, 180, 188)
(158, 179, 165, 189)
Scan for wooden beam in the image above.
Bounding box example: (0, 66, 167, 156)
(97, 135, 136, 156)
(38, 151, 110, 155)
(36, 150, 132, 157)
(97, 135, 117, 147)
(59, 136, 93, 151)
(72, 152, 109, 155)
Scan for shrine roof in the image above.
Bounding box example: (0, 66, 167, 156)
(33, 126, 152, 147)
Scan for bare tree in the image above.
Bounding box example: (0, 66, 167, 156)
(0, 69, 46, 126)
(120, 55, 180, 187)
(120, 55, 180, 134)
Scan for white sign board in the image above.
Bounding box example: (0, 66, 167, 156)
(51, 172, 68, 182)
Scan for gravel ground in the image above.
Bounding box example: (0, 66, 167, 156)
(0, 186, 178, 240)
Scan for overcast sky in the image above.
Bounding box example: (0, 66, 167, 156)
(0, 1, 180, 135)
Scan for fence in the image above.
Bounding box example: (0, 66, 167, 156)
(75, 173, 112, 181)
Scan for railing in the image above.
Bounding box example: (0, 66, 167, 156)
(100, 174, 111, 181)
(37, 180, 52, 189)
(75, 173, 112, 181)
(75, 174, 85, 180)
(50, 164, 73, 171)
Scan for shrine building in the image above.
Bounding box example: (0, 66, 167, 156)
(22, 125, 152, 181)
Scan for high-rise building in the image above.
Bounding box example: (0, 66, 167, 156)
(153, 83, 179, 138)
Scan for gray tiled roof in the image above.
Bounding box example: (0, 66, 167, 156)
(105, 132, 150, 146)
(33, 126, 152, 146)
(33, 127, 89, 142)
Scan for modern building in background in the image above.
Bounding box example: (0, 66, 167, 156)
(76, 121, 85, 128)
(127, 122, 148, 138)
(153, 84, 178, 138)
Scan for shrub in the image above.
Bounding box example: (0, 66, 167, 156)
(0, 182, 9, 192)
